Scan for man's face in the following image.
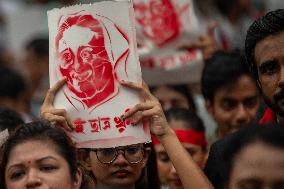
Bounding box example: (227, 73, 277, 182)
(228, 142, 284, 189)
(206, 75, 260, 138)
(56, 17, 115, 108)
(255, 31, 284, 117)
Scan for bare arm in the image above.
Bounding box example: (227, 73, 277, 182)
(122, 81, 214, 189)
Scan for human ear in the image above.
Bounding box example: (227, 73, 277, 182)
(141, 149, 151, 168)
(205, 99, 214, 117)
(77, 149, 92, 171)
(73, 167, 83, 189)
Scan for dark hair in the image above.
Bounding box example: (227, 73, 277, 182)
(82, 142, 160, 189)
(214, 0, 238, 16)
(201, 51, 255, 102)
(25, 37, 49, 58)
(136, 143, 161, 189)
(0, 121, 79, 188)
(0, 107, 24, 132)
(224, 124, 284, 183)
(150, 84, 196, 112)
(245, 9, 284, 79)
(165, 107, 205, 132)
(0, 65, 27, 99)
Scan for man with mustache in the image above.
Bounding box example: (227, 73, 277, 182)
(205, 9, 284, 189)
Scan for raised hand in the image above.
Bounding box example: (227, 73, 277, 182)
(120, 80, 172, 138)
(40, 78, 74, 131)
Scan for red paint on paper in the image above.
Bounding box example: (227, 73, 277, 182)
(134, 0, 181, 46)
(55, 14, 130, 110)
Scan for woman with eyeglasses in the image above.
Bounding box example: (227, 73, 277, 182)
(40, 78, 213, 189)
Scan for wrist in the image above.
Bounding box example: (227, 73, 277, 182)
(157, 127, 175, 142)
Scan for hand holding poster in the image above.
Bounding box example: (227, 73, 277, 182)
(48, 1, 150, 148)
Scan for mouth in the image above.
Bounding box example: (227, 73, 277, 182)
(170, 178, 183, 187)
(112, 169, 131, 178)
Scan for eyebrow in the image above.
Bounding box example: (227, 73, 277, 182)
(220, 97, 236, 102)
(258, 59, 277, 69)
(8, 156, 58, 171)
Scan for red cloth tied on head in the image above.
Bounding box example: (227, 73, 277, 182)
(152, 129, 207, 148)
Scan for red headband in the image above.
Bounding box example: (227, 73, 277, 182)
(152, 129, 207, 148)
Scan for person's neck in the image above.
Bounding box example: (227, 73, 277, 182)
(95, 182, 135, 189)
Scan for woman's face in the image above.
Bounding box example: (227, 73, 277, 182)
(152, 86, 189, 111)
(228, 142, 284, 189)
(155, 143, 206, 189)
(5, 140, 81, 189)
(88, 145, 149, 187)
(156, 119, 207, 189)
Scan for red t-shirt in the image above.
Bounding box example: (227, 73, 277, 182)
(259, 108, 277, 124)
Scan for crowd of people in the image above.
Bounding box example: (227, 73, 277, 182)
(0, 0, 284, 189)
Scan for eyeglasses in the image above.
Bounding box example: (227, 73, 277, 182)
(91, 143, 149, 164)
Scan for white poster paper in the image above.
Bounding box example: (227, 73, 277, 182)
(133, 0, 203, 85)
(48, 1, 150, 148)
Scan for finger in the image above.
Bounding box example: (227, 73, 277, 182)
(121, 80, 154, 100)
(121, 80, 143, 90)
(207, 21, 217, 37)
(43, 108, 68, 117)
(122, 102, 155, 119)
(142, 81, 151, 91)
(42, 109, 75, 129)
(44, 78, 66, 104)
(132, 108, 162, 125)
(43, 113, 72, 131)
(49, 78, 67, 94)
(141, 108, 162, 118)
(66, 116, 75, 129)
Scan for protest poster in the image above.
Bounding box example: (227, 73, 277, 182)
(133, 0, 203, 85)
(48, 1, 150, 148)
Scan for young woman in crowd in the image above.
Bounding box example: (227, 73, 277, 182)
(153, 107, 208, 189)
(224, 125, 284, 189)
(0, 121, 83, 189)
(39, 78, 213, 189)
(150, 84, 196, 112)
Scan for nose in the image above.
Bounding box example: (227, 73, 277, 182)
(234, 104, 250, 125)
(113, 151, 129, 166)
(26, 169, 42, 188)
(278, 67, 284, 88)
(169, 163, 177, 175)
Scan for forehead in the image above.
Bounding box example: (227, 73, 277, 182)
(7, 140, 60, 164)
(168, 119, 189, 129)
(154, 143, 201, 152)
(255, 31, 284, 66)
(153, 86, 187, 100)
(214, 75, 258, 100)
(230, 142, 284, 182)
(58, 25, 98, 53)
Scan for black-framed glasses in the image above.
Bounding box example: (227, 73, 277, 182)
(91, 143, 149, 164)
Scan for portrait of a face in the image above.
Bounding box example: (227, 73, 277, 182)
(134, 0, 180, 46)
(55, 14, 123, 109)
